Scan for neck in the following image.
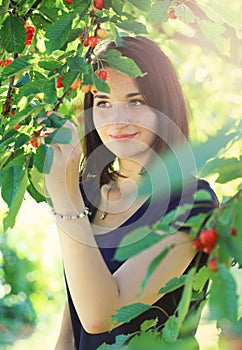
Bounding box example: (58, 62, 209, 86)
(117, 158, 146, 185)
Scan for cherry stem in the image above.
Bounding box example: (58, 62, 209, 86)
(53, 89, 71, 112)
(210, 189, 242, 228)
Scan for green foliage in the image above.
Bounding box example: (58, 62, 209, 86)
(140, 245, 174, 294)
(111, 303, 151, 325)
(114, 226, 170, 261)
(0, 237, 37, 344)
(158, 275, 187, 295)
(97, 334, 131, 349)
(100, 49, 146, 78)
(0, 14, 26, 53)
(209, 265, 239, 322)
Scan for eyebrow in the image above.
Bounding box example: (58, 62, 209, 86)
(94, 92, 143, 99)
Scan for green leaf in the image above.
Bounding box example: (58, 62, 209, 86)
(185, 213, 209, 237)
(73, 2, 91, 16)
(33, 144, 54, 174)
(194, 189, 213, 202)
(67, 55, 88, 74)
(0, 14, 26, 53)
(38, 60, 62, 71)
(92, 73, 110, 94)
(15, 73, 31, 88)
(45, 15, 75, 54)
(128, 0, 152, 12)
(209, 265, 238, 322)
(1, 149, 25, 172)
(175, 4, 196, 24)
(101, 49, 146, 78)
(192, 266, 209, 292)
(200, 157, 242, 183)
(114, 226, 169, 261)
(141, 245, 174, 294)
(179, 300, 207, 338)
(112, 0, 124, 16)
(2, 166, 27, 231)
(116, 20, 148, 35)
(14, 134, 29, 150)
(18, 78, 57, 103)
(158, 275, 187, 295)
(63, 70, 79, 90)
(27, 180, 46, 203)
(111, 303, 151, 324)
(43, 113, 66, 128)
(44, 127, 72, 145)
(97, 334, 131, 349)
(37, 7, 60, 23)
(140, 317, 158, 331)
(2, 56, 33, 79)
(162, 315, 180, 343)
(128, 332, 170, 350)
(147, 1, 169, 23)
(177, 267, 196, 326)
(197, 19, 230, 57)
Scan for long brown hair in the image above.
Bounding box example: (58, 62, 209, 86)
(81, 36, 190, 186)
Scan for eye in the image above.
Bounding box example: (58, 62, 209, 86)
(96, 100, 112, 108)
(128, 99, 146, 107)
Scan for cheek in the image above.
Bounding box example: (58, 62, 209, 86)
(95, 126, 108, 144)
(136, 109, 158, 134)
(93, 109, 111, 130)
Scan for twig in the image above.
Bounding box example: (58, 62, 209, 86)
(24, 0, 42, 20)
(53, 89, 71, 112)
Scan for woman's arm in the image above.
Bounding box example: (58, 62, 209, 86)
(57, 222, 195, 334)
(55, 301, 74, 350)
(45, 120, 196, 334)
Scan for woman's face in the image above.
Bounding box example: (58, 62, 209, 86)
(92, 67, 158, 162)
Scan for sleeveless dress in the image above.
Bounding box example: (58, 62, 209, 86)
(66, 178, 218, 350)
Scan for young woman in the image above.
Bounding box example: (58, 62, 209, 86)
(46, 36, 218, 350)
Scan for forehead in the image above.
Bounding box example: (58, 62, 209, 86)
(105, 67, 139, 95)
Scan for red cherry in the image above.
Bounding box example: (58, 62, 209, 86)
(13, 124, 21, 130)
(0, 60, 2, 66)
(202, 244, 214, 255)
(65, 0, 72, 3)
(26, 25, 35, 35)
(25, 39, 33, 45)
(192, 237, 203, 251)
(88, 36, 99, 48)
(169, 8, 177, 19)
(4, 58, 13, 66)
(94, 0, 104, 10)
(83, 37, 90, 47)
(199, 228, 217, 248)
(208, 258, 219, 273)
(230, 227, 238, 237)
(98, 69, 108, 80)
(30, 137, 40, 148)
(56, 76, 64, 88)
(11, 110, 16, 116)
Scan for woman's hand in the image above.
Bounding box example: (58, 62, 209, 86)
(43, 114, 83, 211)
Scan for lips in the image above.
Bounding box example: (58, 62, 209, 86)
(109, 133, 137, 141)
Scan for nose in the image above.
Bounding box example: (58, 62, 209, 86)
(112, 103, 130, 128)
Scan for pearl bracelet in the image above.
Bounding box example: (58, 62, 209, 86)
(51, 207, 90, 220)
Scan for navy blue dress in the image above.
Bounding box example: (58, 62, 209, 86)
(66, 178, 218, 350)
